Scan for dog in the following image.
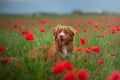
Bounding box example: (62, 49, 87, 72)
(29, 25, 76, 62)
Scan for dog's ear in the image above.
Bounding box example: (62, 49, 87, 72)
(52, 27, 57, 36)
(69, 27, 76, 36)
(52, 25, 61, 36)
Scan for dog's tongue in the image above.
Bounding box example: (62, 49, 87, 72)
(59, 40, 65, 46)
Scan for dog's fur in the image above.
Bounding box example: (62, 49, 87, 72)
(29, 25, 76, 62)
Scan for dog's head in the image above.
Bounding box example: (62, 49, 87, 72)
(52, 25, 76, 46)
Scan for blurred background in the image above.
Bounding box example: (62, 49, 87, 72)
(0, 0, 120, 15)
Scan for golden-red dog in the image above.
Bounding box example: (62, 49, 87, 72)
(29, 25, 76, 62)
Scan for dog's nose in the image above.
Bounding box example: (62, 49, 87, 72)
(60, 35, 64, 38)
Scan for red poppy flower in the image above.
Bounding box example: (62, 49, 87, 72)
(2, 58, 9, 65)
(41, 20, 47, 25)
(14, 24, 18, 29)
(116, 26, 120, 31)
(63, 61, 74, 71)
(40, 28, 46, 33)
(14, 24, 19, 32)
(83, 28, 87, 33)
(77, 69, 89, 80)
(107, 70, 120, 80)
(25, 33, 34, 41)
(110, 53, 117, 57)
(77, 24, 80, 27)
(21, 30, 31, 35)
(98, 60, 104, 64)
(112, 27, 116, 34)
(76, 47, 83, 51)
(91, 46, 101, 53)
(0, 45, 5, 53)
(63, 72, 76, 80)
(52, 62, 65, 76)
(88, 21, 92, 25)
(80, 38, 86, 45)
(87, 35, 92, 39)
(84, 48, 91, 54)
(93, 24, 98, 28)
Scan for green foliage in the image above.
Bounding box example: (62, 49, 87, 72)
(0, 15, 120, 80)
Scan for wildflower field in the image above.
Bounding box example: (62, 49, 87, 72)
(0, 14, 120, 80)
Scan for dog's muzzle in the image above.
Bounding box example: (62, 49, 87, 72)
(59, 35, 65, 46)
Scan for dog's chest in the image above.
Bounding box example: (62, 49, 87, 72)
(62, 46, 68, 57)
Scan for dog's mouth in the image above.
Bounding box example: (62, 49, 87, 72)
(59, 38, 65, 46)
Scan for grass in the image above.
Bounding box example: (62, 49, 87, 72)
(0, 14, 120, 80)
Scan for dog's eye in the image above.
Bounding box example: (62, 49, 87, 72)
(58, 30, 62, 33)
(64, 31, 68, 33)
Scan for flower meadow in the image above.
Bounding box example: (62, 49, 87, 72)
(0, 14, 120, 80)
